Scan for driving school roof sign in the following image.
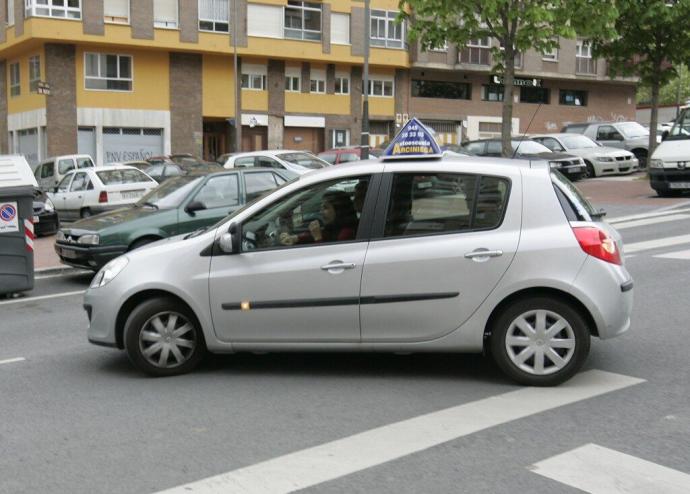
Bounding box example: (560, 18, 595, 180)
(381, 117, 442, 160)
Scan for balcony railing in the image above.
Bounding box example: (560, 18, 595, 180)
(576, 57, 597, 74)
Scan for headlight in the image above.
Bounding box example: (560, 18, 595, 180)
(596, 155, 614, 162)
(90, 256, 129, 289)
(44, 198, 55, 212)
(649, 159, 664, 169)
(78, 234, 100, 245)
(56, 230, 65, 241)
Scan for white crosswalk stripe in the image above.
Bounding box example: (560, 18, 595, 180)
(613, 214, 690, 230)
(624, 234, 690, 254)
(530, 443, 690, 493)
(654, 248, 690, 260)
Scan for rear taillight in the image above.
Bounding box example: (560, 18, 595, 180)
(98, 191, 108, 203)
(572, 226, 621, 265)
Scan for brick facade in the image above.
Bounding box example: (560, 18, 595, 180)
(13, 0, 23, 37)
(179, 0, 199, 43)
(82, 0, 104, 35)
(230, 0, 248, 48)
(169, 53, 203, 156)
(45, 44, 78, 157)
(131, 0, 154, 40)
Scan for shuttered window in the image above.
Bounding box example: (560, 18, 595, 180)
(247, 4, 282, 38)
(331, 13, 350, 45)
(199, 0, 229, 32)
(154, 0, 178, 28)
(104, 0, 129, 23)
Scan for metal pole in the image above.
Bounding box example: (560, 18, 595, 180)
(676, 64, 684, 118)
(233, 0, 241, 152)
(360, 0, 370, 159)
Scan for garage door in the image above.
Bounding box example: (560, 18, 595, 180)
(78, 127, 97, 161)
(103, 127, 164, 164)
(283, 127, 324, 153)
(17, 128, 39, 166)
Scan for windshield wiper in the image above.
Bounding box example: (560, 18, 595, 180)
(141, 201, 159, 209)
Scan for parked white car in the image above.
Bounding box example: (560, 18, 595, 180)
(531, 134, 638, 178)
(649, 107, 690, 197)
(33, 154, 95, 191)
(48, 165, 157, 220)
(221, 150, 330, 178)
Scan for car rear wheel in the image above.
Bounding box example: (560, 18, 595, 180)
(490, 297, 590, 386)
(80, 208, 92, 219)
(124, 297, 206, 376)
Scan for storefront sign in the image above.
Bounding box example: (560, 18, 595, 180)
(491, 75, 542, 87)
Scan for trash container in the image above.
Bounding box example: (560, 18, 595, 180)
(0, 155, 38, 295)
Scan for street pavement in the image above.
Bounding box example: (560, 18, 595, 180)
(2, 176, 690, 493)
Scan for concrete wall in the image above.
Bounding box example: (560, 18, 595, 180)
(45, 44, 78, 156)
(83, 0, 104, 35)
(179, 0, 199, 43)
(131, 0, 154, 40)
(169, 53, 202, 156)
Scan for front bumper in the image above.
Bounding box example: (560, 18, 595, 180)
(595, 157, 638, 175)
(559, 163, 586, 180)
(34, 211, 59, 236)
(649, 167, 690, 192)
(84, 286, 121, 348)
(54, 242, 127, 270)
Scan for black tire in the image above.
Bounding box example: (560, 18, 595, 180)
(80, 208, 92, 219)
(489, 297, 590, 386)
(656, 189, 682, 198)
(584, 161, 596, 179)
(129, 237, 160, 251)
(124, 297, 207, 377)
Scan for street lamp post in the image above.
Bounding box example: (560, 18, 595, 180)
(233, 0, 241, 152)
(360, 0, 370, 159)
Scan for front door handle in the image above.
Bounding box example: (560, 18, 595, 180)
(464, 249, 503, 261)
(320, 261, 356, 272)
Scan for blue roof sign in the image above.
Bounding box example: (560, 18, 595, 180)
(381, 117, 442, 160)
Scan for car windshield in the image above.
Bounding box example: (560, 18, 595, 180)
(135, 176, 203, 209)
(512, 140, 551, 154)
(96, 169, 154, 185)
(561, 135, 599, 149)
(617, 122, 649, 139)
(277, 152, 328, 169)
(318, 153, 337, 165)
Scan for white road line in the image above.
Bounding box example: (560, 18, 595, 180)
(0, 290, 85, 306)
(613, 214, 690, 230)
(608, 207, 690, 224)
(654, 248, 690, 260)
(624, 234, 690, 254)
(530, 443, 690, 493)
(155, 370, 644, 494)
(0, 357, 26, 366)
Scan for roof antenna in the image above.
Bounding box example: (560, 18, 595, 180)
(511, 102, 543, 159)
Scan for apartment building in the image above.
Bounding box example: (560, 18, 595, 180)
(0, 0, 635, 165)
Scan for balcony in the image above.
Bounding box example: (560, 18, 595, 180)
(459, 47, 490, 66)
(576, 56, 597, 75)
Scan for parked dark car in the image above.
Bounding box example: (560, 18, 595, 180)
(33, 188, 59, 236)
(54, 168, 290, 270)
(460, 138, 587, 181)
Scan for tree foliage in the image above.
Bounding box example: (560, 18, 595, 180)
(399, 0, 618, 156)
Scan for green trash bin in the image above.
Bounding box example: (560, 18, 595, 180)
(0, 155, 38, 295)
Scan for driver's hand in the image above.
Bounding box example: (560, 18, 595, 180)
(309, 220, 322, 241)
(279, 232, 297, 245)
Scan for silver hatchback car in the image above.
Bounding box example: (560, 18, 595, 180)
(84, 156, 633, 386)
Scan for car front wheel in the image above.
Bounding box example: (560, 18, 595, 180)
(490, 297, 590, 386)
(124, 297, 206, 376)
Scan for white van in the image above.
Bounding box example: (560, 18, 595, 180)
(33, 154, 95, 191)
(649, 108, 690, 197)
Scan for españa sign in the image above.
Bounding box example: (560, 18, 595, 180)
(382, 118, 442, 160)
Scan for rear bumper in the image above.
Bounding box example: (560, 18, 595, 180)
(34, 212, 59, 236)
(54, 242, 127, 270)
(649, 168, 690, 191)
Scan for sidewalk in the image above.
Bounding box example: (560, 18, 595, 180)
(34, 235, 65, 272)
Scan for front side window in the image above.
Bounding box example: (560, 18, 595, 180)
(199, 0, 229, 32)
(244, 172, 282, 202)
(559, 89, 587, 106)
(104, 0, 129, 23)
(370, 10, 404, 48)
(58, 159, 75, 175)
(383, 173, 509, 237)
(57, 174, 73, 192)
(597, 125, 622, 141)
(539, 137, 565, 152)
(25, 0, 81, 19)
(284, 1, 321, 41)
(136, 176, 203, 209)
(241, 175, 370, 251)
(154, 0, 178, 28)
(69, 172, 89, 192)
(10, 62, 20, 97)
(41, 162, 55, 178)
(85, 53, 133, 91)
(192, 174, 240, 208)
(29, 56, 41, 93)
(368, 78, 394, 97)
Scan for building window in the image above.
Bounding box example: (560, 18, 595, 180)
(543, 46, 558, 62)
(25, 0, 81, 19)
(7, 0, 14, 24)
(411, 80, 471, 100)
(482, 85, 504, 102)
(154, 0, 178, 28)
(520, 86, 550, 104)
(29, 56, 41, 93)
(104, 0, 129, 23)
(331, 13, 350, 45)
(333, 129, 350, 147)
(368, 78, 394, 97)
(560, 89, 588, 106)
(310, 69, 326, 93)
(335, 74, 350, 95)
(285, 75, 300, 92)
(460, 38, 491, 65)
(370, 10, 404, 49)
(576, 40, 596, 74)
(199, 0, 229, 33)
(284, 1, 322, 41)
(84, 53, 133, 91)
(241, 73, 266, 90)
(10, 62, 20, 97)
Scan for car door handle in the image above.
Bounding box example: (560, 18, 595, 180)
(320, 262, 356, 271)
(464, 249, 503, 260)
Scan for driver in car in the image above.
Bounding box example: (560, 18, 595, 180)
(279, 190, 358, 245)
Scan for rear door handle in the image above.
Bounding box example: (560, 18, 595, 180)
(464, 249, 503, 260)
(320, 261, 356, 272)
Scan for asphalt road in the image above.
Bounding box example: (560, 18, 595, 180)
(2, 197, 690, 493)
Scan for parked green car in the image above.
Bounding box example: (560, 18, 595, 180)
(54, 169, 290, 270)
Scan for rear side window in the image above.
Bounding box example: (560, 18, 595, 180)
(245, 172, 280, 201)
(193, 174, 240, 209)
(41, 162, 54, 178)
(235, 157, 256, 168)
(383, 173, 510, 238)
(77, 157, 94, 169)
(551, 170, 598, 221)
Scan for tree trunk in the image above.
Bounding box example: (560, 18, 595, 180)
(501, 44, 516, 158)
(648, 74, 661, 164)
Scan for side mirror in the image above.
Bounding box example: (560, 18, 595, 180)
(185, 200, 206, 216)
(219, 223, 240, 254)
